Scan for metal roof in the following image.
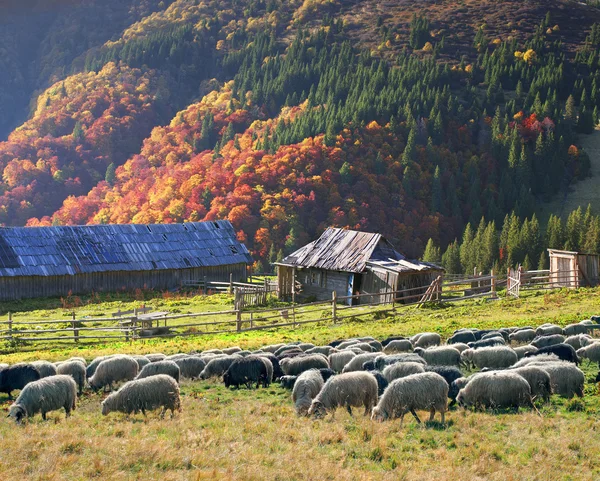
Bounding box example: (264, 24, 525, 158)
(278, 227, 441, 274)
(0, 220, 252, 277)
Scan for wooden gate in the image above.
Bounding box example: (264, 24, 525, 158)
(507, 266, 522, 298)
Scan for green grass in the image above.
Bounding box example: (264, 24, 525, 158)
(1, 288, 600, 480)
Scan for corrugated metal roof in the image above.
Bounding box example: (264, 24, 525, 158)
(0, 220, 252, 277)
(279, 227, 441, 274)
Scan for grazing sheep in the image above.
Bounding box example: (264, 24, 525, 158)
(368, 370, 389, 396)
(335, 340, 361, 350)
(306, 346, 336, 356)
(31, 361, 57, 379)
(468, 337, 506, 349)
(381, 336, 408, 347)
(329, 351, 356, 373)
(165, 353, 189, 361)
(374, 354, 427, 371)
(383, 340, 413, 354)
(411, 332, 441, 348)
(275, 344, 302, 357)
(223, 356, 269, 389)
(425, 365, 464, 390)
(509, 366, 552, 402)
(277, 348, 305, 360)
(292, 370, 324, 415)
(298, 343, 316, 352)
(280, 375, 298, 389)
(351, 342, 375, 353)
(449, 377, 469, 405)
(86, 355, 113, 379)
(66, 357, 86, 366)
(198, 355, 239, 379)
(362, 361, 376, 371)
(56, 360, 86, 395)
(371, 372, 448, 425)
(383, 362, 426, 382)
(88, 356, 139, 391)
(174, 357, 206, 379)
(202, 349, 224, 355)
(533, 362, 585, 398)
(222, 347, 242, 355)
(367, 340, 383, 352)
(513, 354, 561, 367)
(531, 334, 566, 348)
(563, 323, 589, 336)
(308, 372, 378, 417)
(536, 324, 563, 336)
(341, 353, 380, 373)
(524, 343, 579, 364)
(280, 354, 329, 376)
(132, 355, 151, 370)
(237, 350, 252, 357)
(145, 353, 167, 363)
(449, 343, 470, 353)
(481, 332, 505, 341)
(509, 329, 536, 344)
(136, 360, 180, 383)
(415, 346, 461, 366)
(580, 337, 600, 347)
(261, 343, 286, 354)
(513, 345, 538, 360)
(577, 342, 600, 364)
(318, 368, 335, 382)
(0, 363, 41, 399)
(256, 353, 284, 379)
(448, 330, 477, 344)
(564, 335, 592, 350)
(101, 374, 181, 418)
(260, 357, 274, 386)
(463, 346, 518, 369)
(8, 375, 77, 423)
(456, 371, 534, 410)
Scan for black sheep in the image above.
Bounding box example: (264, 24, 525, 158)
(258, 353, 284, 380)
(468, 337, 505, 349)
(472, 329, 497, 341)
(448, 331, 476, 344)
(318, 368, 335, 382)
(0, 364, 41, 399)
(425, 365, 464, 387)
(277, 348, 304, 360)
(524, 343, 580, 364)
(362, 361, 376, 371)
(381, 336, 407, 347)
(223, 357, 268, 389)
(367, 370, 389, 396)
(279, 375, 298, 389)
(328, 339, 346, 348)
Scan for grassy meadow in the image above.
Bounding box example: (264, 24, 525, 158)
(0, 288, 600, 480)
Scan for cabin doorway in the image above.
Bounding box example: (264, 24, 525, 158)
(348, 274, 362, 306)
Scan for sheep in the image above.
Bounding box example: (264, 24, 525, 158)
(335, 340, 361, 350)
(0, 363, 41, 399)
(580, 337, 600, 347)
(277, 348, 305, 360)
(456, 371, 534, 410)
(577, 342, 600, 365)
(513, 345, 538, 360)
(425, 365, 464, 391)
(308, 372, 378, 418)
(449, 343, 470, 353)
(341, 353, 380, 373)
(292, 369, 324, 415)
(462, 346, 518, 370)
(352, 342, 375, 353)
(374, 354, 427, 371)
(136, 360, 180, 383)
(101, 374, 181, 418)
(256, 353, 284, 379)
(482, 332, 505, 341)
(563, 323, 589, 336)
(415, 346, 461, 366)
(531, 334, 566, 348)
(362, 361, 376, 371)
(411, 332, 441, 348)
(383, 340, 413, 354)
(165, 353, 189, 361)
(448, 330, 477, 344)
(449, 377, 469, 405)
(260, 357, 274, 386)
(56, 360, 86, 395)
(260, 343, 286, 353)
(280, 354, 329, 376)
(280, 375, 298, 389)
(88, 356, 139, 391)
(298, 343, 316, 352)
(383, 362, 426, 382)
(131, 355, 151, 370)
(318, 368, 335, 382)
(367, 340, 383, 352)
(8, 375, 77, 423)
(536, 324, 563, 336)
(202, 349, 224, 355)
(305, 346, 336, 356)
(509, 329, 536, 344)
(533, 362, 585, 398)
(31, 361, 57, 378)
(509, 366, 552, 402)
(524, 343, 579, 364)
(237, 350, 252, 357)
(371, 372, 448, 425)
(381, 336, 408, 346)
(329, 351, 356, 373)
(86, 355, 113, 379)
(223, 356, 269, 389)
(145, 353, 167, 362)
(564, 334, 592, 350)
(468, 337, 506, 349)
(222, 347, 242, 355)
(512, 354, 561, 367)
(171, 357, 205, 379)
(275, 344, 302, 357)
(198, 355, 239, 379)
(368, 370, 389, 396)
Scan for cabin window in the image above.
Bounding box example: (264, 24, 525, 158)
(309, 270, 321, 286)
(320, 271, 327, 288)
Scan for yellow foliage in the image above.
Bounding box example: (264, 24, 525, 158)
(385, 40, 392, 48)
(514, 51, 523, 58)
(552, 25, 560, 32)
(465, 64, 473, 73)
(216, 40, 225, 51)
(546, 28, 552, 35)
(422, 42, 433, 52)
(523, 49, 536, 64)
(492, 38, 501, 45)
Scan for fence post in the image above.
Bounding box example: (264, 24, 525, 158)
(250, 312, 254, 329)
(132, 309, 138, 341)
(7, 312, 12, 342)
(72, 312, 79, 343)
(491, 269, 496, 298)
(204, 276, 208, 294)
(229, 273, 233, 294)
(292, 303, 296, 328)
(236, 308, 242, 332)
(332, 291, 337, 323)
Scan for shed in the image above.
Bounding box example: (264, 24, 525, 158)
(0, 220, 252, 300)
(548, 249, 599, 288)
(276, 228, 443, 305)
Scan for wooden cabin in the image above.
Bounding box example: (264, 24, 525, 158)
(548, 249, 599, 288)
(276, 228, 443, 305)
(0, 220, 252, 300)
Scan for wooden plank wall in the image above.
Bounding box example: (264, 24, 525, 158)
(0, 263, 248, 301)
(296, 268, 349, 301)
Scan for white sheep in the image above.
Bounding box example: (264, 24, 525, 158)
(383, 362, 426, 382)
(564, 334, 592, 350)
(535, 324, 563, 336)
(411, 332, 441, 348)
(383, 340, 413, 354)
(308, 371, 378, 417)
(463, 346, 518, 369)
(88, 355, 139, 391)
(577, 343, 600, 366)
(56, 360, 86, 395)
(509, 366, 552, 401)
(31, 360, 57, 378)
(415, 346, 461, 366)
(329, 351, 356, 373)
(8, 375, 77, 423)
(456, 371, 534, 410)
(532, 362, 585, 398)
(101, 374, 181, 418)
(513, 345, 538, 360)
(292, 369, 324, 416)
(341, 353, 380, 373)
(136, 360, 180, 382)
(371, 372, 448, 425)
(280, 354, 329, 376)
(531, 334, 565, 348)
(509, 329, 536, 344)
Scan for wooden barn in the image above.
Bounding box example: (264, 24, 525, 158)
(276, 228, 443, 305)
(548, 249, 599, 288)
(0, 220, 252, 301)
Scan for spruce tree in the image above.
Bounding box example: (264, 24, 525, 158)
(422, 238, 441, 264)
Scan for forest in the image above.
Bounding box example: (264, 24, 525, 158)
(2, 0, 600, 272)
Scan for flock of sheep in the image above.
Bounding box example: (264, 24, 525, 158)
(1, 317, 599, 425)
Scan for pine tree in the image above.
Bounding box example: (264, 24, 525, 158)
(565, 207, 583, 251)
(72, 121, 84, 143)
(422, 238, 441, 264)
(105, 163, 116, 186)
(402, 127, 417, 165)
(431, 166, 442, 213)
(546, 214, 564, 249)
(460, 223, 475, 274)
(442, 239, 462, 274)
(538, 250, 548, 270)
